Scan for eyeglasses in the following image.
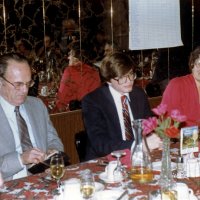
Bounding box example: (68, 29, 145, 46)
(1, 76, 34, 90)
(113, 71, 137, 85)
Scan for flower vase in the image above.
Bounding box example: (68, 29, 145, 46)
(159, 136, 174, 190)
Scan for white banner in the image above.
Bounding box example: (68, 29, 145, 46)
(129, 0, 183, 50)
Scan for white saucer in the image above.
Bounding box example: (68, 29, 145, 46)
(152, 161, 177, 171)
(99, 172, 123, 183)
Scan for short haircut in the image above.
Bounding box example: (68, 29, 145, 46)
(100, 52, 136, 82)
(0, 53, 29, 77)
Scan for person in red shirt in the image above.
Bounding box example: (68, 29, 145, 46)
(54, 42, 101, 112)
(161, 46, 200, 126)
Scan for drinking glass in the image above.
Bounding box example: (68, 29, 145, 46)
(111, 150, 126, 176)
(50, 153, 65, 189)
(80, 169, 95, 199)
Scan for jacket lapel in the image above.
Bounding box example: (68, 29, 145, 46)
(101, 85, 122, 134)
(0, 105, 16, 150)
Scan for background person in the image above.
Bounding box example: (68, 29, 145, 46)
(0, 53, 63, 181)
(161, 46, 200, 126)
(82, 52, 158, 161)
(54, 42, 101, 112)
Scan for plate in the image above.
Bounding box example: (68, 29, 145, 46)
(99, 172, 123, 183)
(94, 190, 128, 200)
(152, 161, 177, 171)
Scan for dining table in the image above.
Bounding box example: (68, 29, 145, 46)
(0, 145, 200, 200)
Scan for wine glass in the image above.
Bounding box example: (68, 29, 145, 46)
(111, 150, 127, 187)
(80, 169, 95, 199)
(50, 153, 65, 189)
(111, 150, 126, 175)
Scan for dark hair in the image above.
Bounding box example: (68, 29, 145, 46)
(0, 53, 29, 77)
(100, 52, 136, 82)
(188, 46, 200, 71)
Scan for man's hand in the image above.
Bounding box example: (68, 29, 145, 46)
(20, 148, 46, 165)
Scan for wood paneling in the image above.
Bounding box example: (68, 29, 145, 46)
(50, 110, 84, 164)
(148, 96, 162, 109)
(50, 96, 162, 164)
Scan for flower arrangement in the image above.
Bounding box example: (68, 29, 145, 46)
(142, 104, 187, 139)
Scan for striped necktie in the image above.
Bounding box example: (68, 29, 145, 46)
(15, 106, 33, 151)
(121, 95, 134, 140)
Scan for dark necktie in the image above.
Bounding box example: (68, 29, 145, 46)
(15, 106, 33, 151)
(121, 95, 134, 140)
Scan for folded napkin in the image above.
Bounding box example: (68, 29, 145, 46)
(106, 149, 131, 168)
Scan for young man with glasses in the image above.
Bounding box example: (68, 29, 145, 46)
(0, 53, 64, 181)
(82, 52, 157, 161)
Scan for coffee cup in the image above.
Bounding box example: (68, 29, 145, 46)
(186, 158, 200, 177)
(173, 182, 193, 200)
(105, 161, 118, 180)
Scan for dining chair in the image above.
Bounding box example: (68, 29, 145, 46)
(74, 131, 88, 162)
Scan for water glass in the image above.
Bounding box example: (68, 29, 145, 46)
(80, 170, 95, 199)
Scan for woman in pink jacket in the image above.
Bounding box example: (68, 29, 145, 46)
(162, 46, 200, 126)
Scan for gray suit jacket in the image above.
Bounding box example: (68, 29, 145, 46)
(0, 96, 64, 180)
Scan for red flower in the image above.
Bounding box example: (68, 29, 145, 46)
(164, 126, 179, 138)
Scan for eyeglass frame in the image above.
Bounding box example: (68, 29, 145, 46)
(113, 71, 137, 85)
(0, 76, 34, 90)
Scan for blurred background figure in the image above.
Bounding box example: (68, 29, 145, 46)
(15, 39, 36, 67)
(104, 40, 119, 57)
(36, 33, 54, 60)
(53, 41, 101, 113)
(93, 40, 120, 68)
(15, 39, 39, 97)
(58, 18, 79, 57)
(87, 30, 107, 63)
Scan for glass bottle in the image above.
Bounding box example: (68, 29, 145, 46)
(130, 119, 153, 183)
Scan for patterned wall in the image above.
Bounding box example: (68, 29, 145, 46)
(0, 0, 128, 57)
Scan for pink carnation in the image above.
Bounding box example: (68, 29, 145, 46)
(142, 117, 158, 135)
(170, 109, 187, 122)
(152, 104, 167, 116)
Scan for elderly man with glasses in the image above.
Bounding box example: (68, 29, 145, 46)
(0, 53, 64, 181)
(82, 52, 160, 161)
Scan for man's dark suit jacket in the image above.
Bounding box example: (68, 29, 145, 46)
(82, 84, 153, 161)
